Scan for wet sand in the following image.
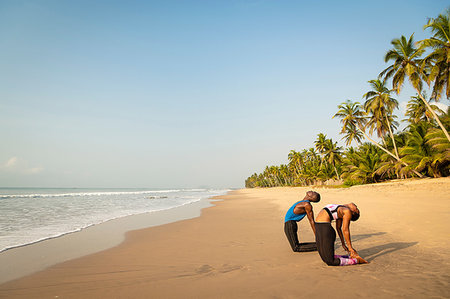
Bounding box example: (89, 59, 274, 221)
(1, 178, 449, 298)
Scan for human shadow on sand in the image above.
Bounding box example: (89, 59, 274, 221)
(333, 232, 387, 248)
(350, 232, 387, 242)
(357, 242, 418, 262)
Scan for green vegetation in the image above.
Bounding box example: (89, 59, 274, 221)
(245, 9, 450, 188)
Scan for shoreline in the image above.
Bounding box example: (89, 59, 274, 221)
(1, 178, 449, 298)
(0, 196, 219, 284)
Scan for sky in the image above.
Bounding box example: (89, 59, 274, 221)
(0, 0, 448, 188)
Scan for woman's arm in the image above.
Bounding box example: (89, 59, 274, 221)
(335, 218, 348, 252)
(341, 209, 358, 257)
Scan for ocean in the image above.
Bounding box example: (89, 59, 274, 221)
(0, 188, 230, 252)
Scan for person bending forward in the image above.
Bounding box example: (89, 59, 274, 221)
(284, 191, 320, 252)
(315, 203, 368, 266)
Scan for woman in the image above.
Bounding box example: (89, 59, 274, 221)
(315, 203, 368, 266)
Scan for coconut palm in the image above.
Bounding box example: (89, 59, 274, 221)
(363, 79, 400, 157)
(334, 100, 423, 177)
(380, 34, 450, 142)
(323, 138, 343, 180)
(400, 122, 448, 177)
(279, 164, 292, 186)
(334, 100, 394, 158)
(342, 143, 383, 184)
(288, 150, 303, 178)
(333, 100, 367, 146)
(420, 9, 450, 100)
(405, 93, 444, 124)
(314, 133, 328, 168)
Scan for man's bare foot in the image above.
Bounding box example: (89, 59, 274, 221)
(356, 256, 369, 264)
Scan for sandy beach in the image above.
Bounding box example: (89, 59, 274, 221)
(1, 178, 449, 298)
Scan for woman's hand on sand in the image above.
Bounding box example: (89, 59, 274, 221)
(355, 256, 369, 264)
(349, 248, 358, 258)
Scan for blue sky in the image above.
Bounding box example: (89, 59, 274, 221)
(0, 0, 448, 188)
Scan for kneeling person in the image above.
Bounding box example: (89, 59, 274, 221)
(315, 203, 369, 266)
(284, 191, 320, 252)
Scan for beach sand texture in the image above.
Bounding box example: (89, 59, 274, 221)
(0, 178, 449, 298)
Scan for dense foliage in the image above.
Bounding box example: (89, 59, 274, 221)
(245, 9, 450, 188)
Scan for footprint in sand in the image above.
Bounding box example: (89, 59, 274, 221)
(196, 264, 214, 274)
(195, 264, 243, 275)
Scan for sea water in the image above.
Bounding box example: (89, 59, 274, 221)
(0, 188, 229, 252)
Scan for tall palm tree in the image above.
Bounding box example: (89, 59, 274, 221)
(420, 9, 450, 100)
(380, 34, 450, 142)
(314, 133, 328, 168)
(288, 150, 303, 178)
(333, 100, 366, 146)
(315, 133, 328, 153)
(323, 138, 343, 180)
(405, 93, 444, 124)
(334, 100, 394, 157)
(334, 100, 423, 177)
(363, 79, 400, 158)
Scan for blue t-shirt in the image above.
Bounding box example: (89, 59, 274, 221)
(284, 200, 309, 222)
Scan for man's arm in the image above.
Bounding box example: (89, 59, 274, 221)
(304, 203, 316, 236)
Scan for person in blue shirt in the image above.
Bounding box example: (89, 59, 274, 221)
(284, 191, 320, 252)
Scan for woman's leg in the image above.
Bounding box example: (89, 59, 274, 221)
(315, 223, 358, 266)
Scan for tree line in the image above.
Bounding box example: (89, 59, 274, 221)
(245, 9, 450, 188)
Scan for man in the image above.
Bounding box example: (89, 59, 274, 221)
(284, 191, 320, 252)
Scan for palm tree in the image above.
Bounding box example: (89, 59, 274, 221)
(333, 100, 366, 146)
(400, 122, 447, 177)
(314, 133, 328, 168)
(334, 100, 394, 157)
(426, 127, 450, 176)
(420, 9, 450, 101)
(405, 93, 444, 124)
(334, 100, 423, 177)
(270, 166, 283, 186)
(288, 150, 303, 179)
(323, 138, 343, 180)
(363, 79, 400, 158)
(301, 148, 322, 185)
(279, 164, 292, 186)
(380, 34, 450, 142)
(342, 143, 383, 184)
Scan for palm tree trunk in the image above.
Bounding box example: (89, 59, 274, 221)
(356, 125, 424, 178)
(381, 136, 388, 148)
(416, 88, 450, 142)
(295, 164, 301, 177)
(333, 164, 340, 180)
(385, 114, 400, 158)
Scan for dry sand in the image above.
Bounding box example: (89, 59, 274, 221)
(1, 178, 449, 298)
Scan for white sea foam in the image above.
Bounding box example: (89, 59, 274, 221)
(0, 189, 187, 199)
(0, 188, 229, 252)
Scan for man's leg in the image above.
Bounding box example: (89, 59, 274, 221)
(298, 242, 317, 251)
(284, 220, 317, 252)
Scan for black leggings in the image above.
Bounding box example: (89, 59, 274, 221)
(315, 222, 341, 266)
(284, 220, 317, 252)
